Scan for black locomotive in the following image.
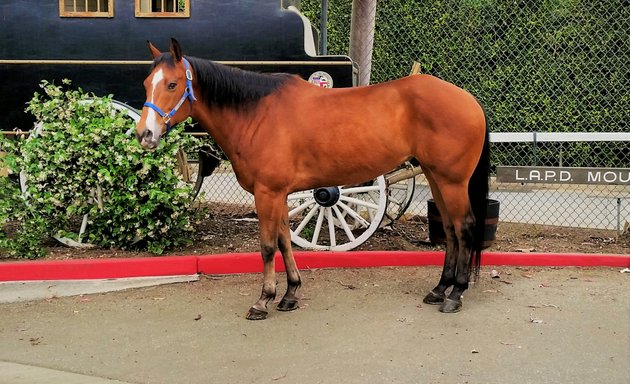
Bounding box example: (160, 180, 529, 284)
(0, 0, 357, 130)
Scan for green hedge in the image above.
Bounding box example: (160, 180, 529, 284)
(0, 81, 200, 258)
(301, 0, 628, 135)
(301, 0, 628, 167)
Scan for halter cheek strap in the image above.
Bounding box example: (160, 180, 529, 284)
(143, 58, 197, 134)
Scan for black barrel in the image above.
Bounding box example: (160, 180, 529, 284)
(427, 199, 500, 249)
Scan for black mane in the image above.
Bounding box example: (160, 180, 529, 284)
(152, 53, 292, 108)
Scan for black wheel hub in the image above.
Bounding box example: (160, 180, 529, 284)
(313, 186, 341, 207)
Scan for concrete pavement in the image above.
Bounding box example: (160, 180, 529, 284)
(0, 361, 134, 384)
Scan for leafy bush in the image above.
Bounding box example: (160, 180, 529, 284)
(0, 80, 200, 258)
(0, 144, 47, 258)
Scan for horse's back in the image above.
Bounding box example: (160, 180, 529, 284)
(289, 73, 483, 129)
(249, 73, 486, 191)
(287, 73, 486, 153)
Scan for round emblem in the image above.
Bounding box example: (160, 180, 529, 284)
(308, 71, 333, 88)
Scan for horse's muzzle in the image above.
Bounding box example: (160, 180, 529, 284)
(137, 128, 159, 150)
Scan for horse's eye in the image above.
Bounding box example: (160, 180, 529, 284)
(168, 82, 177, 90)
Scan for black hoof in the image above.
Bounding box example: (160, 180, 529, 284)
(423, 290, 445, 305)
(439, 298, 462, 313)
(246, 307, 268, 320)
(277, 298, 299, 312)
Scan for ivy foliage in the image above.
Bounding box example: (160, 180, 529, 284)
(0, 80, 200, 258)
(302, 0, 627, 133)
(300, 0, 628, 167)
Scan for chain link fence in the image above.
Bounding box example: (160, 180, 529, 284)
(196, 0, 629, 234)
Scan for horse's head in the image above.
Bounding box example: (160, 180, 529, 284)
(136, 38, 196, 149)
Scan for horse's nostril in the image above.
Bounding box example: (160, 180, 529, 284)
(136, 128, 153, 144)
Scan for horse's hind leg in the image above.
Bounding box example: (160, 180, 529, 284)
(422, 171, 459, 305)
(276, 202, 302, 312)
(439, 183, 476, 313)
(423, 173, 476, 313)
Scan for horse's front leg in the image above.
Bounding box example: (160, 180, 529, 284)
(246, 189, 285, 320)
(246, 240, 277, 320)
(276, 203, 301, 312)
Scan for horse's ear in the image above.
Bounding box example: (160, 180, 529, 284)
(170, 38, 184, 62)
(147, 41, 161, 59)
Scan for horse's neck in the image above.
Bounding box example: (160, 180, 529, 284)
(192, 104, 250, 169)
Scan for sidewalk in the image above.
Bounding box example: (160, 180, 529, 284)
(1, 267, 628, 384)
(0, 275, 199, 303)
(0, 361, 134, 384)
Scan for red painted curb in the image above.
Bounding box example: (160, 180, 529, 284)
(196, 251, 630, 274)
(483, 252, 630, 267)
(0, 251, 628, 282)
(196, 251, 446, 275)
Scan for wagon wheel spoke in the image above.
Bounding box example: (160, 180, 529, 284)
(309, 206, 327, 246)
(366, 190, 382, 222)
(288, 175, 388, 251)
(339, 195, 380, 211)
(288, 191, 312, 200)
(288, 199, 316, 218)
(292, 202, 320, 236)
(332, 205, 356, 242)
(341, 185, 382, 194)
(337, 201, 371, 228)
(327, 208, 337, 248)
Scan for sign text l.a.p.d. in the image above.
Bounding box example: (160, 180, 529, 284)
(496, 166, 630, 185)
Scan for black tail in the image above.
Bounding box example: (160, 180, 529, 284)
(468, 108, 490, 279)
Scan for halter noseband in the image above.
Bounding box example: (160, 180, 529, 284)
(143, 58, 196, 133)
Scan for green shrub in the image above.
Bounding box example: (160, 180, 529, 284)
(301, 0, 628, 166)
(0, 141, 47, 259)
(0, 80, 200, 258)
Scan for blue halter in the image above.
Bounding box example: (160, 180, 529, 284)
(143, 57, 196, 133)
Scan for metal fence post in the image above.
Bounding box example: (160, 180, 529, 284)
(532, 131, 538, 166)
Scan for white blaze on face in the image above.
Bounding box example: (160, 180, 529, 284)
(146, 68, 165, 137)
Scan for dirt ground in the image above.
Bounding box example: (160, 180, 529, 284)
(1, 267, 628, 384)
(38, 206, 629, 260)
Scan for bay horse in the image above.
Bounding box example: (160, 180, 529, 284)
(137, 39, 490, 319)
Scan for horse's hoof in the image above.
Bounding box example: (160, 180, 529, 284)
(423, 290, 445, 305)
(439, 298, 462, 313)
(277, 298, 299, 312)
(246, 307, 268, 320)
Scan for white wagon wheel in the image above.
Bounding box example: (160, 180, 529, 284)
(288, 175, 388, 251)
